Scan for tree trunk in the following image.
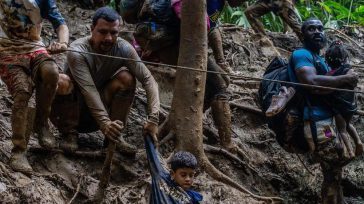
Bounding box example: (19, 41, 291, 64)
(169, 0, 207, 155)
(168, 1, 283, 202)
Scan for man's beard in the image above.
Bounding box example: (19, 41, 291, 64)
(99, 42, 114, 52)
(304, 34, 327, 51)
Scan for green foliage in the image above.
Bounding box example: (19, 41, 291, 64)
(219, 0, 364, 32)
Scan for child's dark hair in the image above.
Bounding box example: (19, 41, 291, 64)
(92, 7, 120, 26)
(325, 40, 349, 69)
(170, 151, 198, 171)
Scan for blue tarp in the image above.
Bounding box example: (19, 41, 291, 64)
(144, 136, 203, 204)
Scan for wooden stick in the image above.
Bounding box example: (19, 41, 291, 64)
(93, 142, 116, 203)
(68, 176, 83, 204)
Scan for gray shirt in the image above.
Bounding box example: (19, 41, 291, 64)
(67, 36, 160, 129)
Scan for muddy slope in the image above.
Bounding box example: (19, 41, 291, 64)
(1, 0, 364, 203)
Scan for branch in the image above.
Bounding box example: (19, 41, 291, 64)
(229, 102, 264, 116)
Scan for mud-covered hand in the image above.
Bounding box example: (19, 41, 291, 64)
(47, 42, 68, 54)
(101, 120, 124, 143)
(143, 121, 158, 146)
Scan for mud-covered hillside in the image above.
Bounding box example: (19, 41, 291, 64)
(0, 0, 364, 203)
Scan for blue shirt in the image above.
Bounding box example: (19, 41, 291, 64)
(207, 0, 225, 28)
(288, 48, 333, 121)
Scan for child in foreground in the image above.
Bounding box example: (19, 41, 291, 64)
(170, 151, 203, 204)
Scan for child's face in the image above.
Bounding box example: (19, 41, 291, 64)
(171, 168, 195, 190)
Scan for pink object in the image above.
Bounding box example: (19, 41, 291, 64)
(171, 0, 210, 30)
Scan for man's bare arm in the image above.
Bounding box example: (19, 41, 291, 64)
(296, 66, 358, 93)
(48, 24, 69, 53)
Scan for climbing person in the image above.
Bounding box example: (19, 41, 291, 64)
(245, 0, 303, 53)
(324, 40, 363, 157)
(120, 0, 237, 152)
(207, 0, 244, 74)
(170, 0, 244, 74)
(287, 19, 358, 204)
(50, 7, 160, 154)
(0, 0, 71, 173)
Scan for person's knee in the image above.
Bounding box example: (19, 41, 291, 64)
(39, 61, 59, 86)
(57, 74, 74, 95)
(114, 71, 136, 90)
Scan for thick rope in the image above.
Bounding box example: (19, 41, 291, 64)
(0, 36, 363, 94)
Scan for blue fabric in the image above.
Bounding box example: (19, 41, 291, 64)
(207, 0, 225, 28)
(145, 136, 203, 204)
(36, 0, 66, 30)
(288, 48, 333, 120)
(186, 190, 203, 204)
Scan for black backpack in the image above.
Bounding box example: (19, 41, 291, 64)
(258, 56, 289, 113)
(258, 56, 309, 153)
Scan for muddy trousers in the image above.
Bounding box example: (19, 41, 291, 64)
(50, 88, 135, 141)
(320, 163, 343, 204)
(245, 0, 303, 41)
(208, 28, 231, 73)
(204, 60, 234, 150)
(11, 92, 32, 153)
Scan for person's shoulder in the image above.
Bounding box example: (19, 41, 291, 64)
(292, 48, 312, 58)
(116, 37, 132, 48)
(70, 36, 91, 50)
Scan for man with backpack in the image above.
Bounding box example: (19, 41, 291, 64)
(261, 18, 358, 203)
(119, 0, 241, 152)
(245, 0, 303, 52)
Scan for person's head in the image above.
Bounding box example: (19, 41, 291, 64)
(301, 18, 327, 52)
(91, 7, 121, 53)
(226, 0, 244, 7)
(119, 0, 144, 24)
(325, 40, 349, 69)
(170, 151, 198, 190)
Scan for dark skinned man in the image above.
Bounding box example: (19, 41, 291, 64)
(288, 18, 358, 204)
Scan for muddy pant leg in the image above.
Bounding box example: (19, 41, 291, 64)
(320, 162, 343, 204)
(32, 55, 59, 149)
(208, 28, 232, 74)
(205, 59, 235, 151)
(2, 67, 34, 153)
(276, 0, 303, 41)
(245, 1, 271, 37)
(12, 92, 32, 153)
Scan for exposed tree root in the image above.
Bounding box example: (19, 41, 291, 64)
(159, 131, 175, 146)
(204, 144, 259, 175)
(68, 175, 84, 204)
(232, 80, 260, 89)
(356, 110, 364, 116)
(326, 28, 364, 51)
(230, 101, 264, 116)
(199, 154, 284, 203)
(28, 147, 138, 178)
